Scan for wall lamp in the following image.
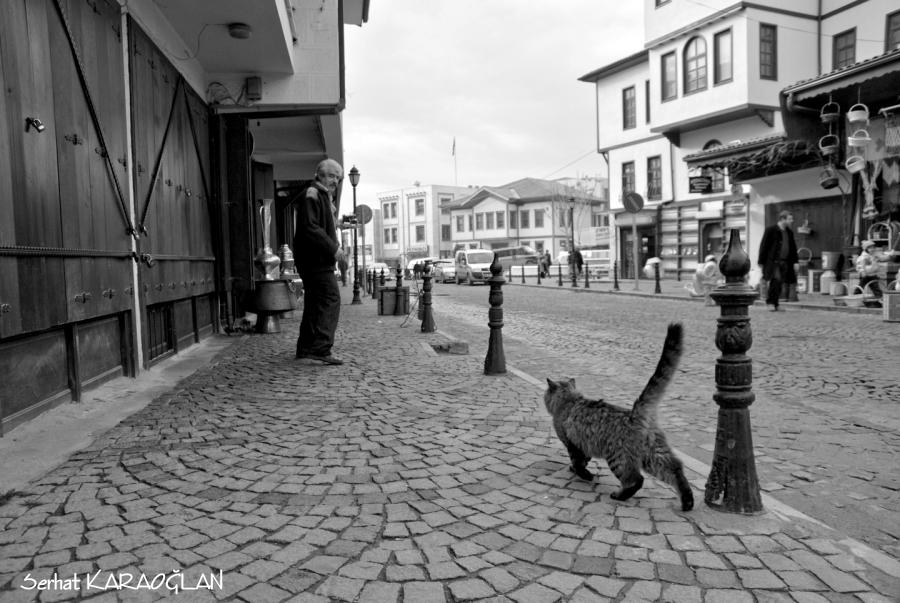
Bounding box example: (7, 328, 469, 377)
(25, 117, 45, 133)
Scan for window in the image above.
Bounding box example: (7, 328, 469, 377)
(383, 229, 390, 244)
(760, 24, 777, 79)
(441, 224, 451, 241)
(622, 86, 636, 129)
(415, 225, 425, 242)
(467, 215, 473, 231)
(509, 210, 517, 229)
(833, 28, 856, 69)
(592, 213, 609, 228)
(559, 210, 567, 228)
(714, 29, 732, 84)
(622, 161, 635, 194)
(702, 140, 725, 193)
(647, 156, 662, 200)
(661, 52, 677, 100)
(414, 198, 424, 216)
(391, 228, 397, 243)
(475, 213, 484, 230)
(645, 80, 651, 123)
(486, 212, 494, 229)
(455, 216, 464, 232)
(520, 210, 530, 228)
(889, 10, 900, 51)
(683, 36, 707, 93)
(496, 211, 505, 228)
(534, 209, 544, 228)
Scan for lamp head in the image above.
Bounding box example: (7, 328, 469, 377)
(26, 117, 45, 133)
(348, 165, 360, 187)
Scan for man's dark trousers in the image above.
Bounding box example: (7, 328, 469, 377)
(297, 269, 341, 357)
(766, 262, 785, 306)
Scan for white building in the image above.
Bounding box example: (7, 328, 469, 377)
(374, 185, 472, 266)
(445, 177, 608, 257)
(580, 0, 900, 284)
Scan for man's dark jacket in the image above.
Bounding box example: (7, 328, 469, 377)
(293, 181, 339, 274)
(757, 224, 798, 281)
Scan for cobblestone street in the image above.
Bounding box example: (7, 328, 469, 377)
(0, 283, 899, 602)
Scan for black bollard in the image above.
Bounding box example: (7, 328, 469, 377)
(421, 260, 436, 332)
(571, 263, 578, 287)
(521, 265, 526, 284)
(704, 229, 763, 514)
(557, 264, 563, 287)
(537, 266, 542, 285)
(483, 253, 506, 375)
(654, 261, 661, 294)
(584, 266, 590, 289)
(613, 260, 620, 291)
(508, 265, 513, 282)
(394, 266, 404, 316)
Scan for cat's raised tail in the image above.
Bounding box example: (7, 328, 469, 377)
(631, 322, 683, 422)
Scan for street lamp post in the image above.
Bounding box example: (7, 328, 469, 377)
(569, 198, 577, 288)
(349, 166, 362, 305)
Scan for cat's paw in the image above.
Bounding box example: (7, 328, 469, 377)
(570, 465, 594, 480)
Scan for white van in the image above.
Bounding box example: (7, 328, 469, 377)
(454, 249, 495, 285)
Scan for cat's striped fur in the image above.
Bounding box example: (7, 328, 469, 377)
(544, 322, 693, 511)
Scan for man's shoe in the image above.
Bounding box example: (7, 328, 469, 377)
(298, 353, 343, 365)
(767, 305, 778, 312)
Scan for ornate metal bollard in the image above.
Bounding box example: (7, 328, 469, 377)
(704, 229, 763, 514)
(613, 260, 620, 291)
(421, 260, 436, 332)
(654, 261, 661, 294)
(557, 264, 563, 287)
(483, 253, 506, 375)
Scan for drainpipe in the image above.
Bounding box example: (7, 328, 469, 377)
(817, 0, 822, 75)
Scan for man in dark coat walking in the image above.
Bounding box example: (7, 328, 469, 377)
(293, 159, 344, 364)
(757, 210, 799, 311)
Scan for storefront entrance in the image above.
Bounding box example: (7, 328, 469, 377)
(621, 226, 656, 279)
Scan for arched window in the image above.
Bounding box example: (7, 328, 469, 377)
(684, 36, 708, 93)
(702, 140, 725, 193)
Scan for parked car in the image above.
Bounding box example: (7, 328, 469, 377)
(431, 259, 456, 283)
(369, 262, 395, 281)
(454, 249, 495, 285)
(492, 245, 541, 270)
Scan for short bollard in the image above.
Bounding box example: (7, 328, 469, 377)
(371, 270, 379, 299)
(508, 265, 513, 281)
(394, 266, 404, 316)
(537, 266, 542, 285)
(654, 261, 661, 294)
(613, 260, 620, 291)
(520, 265, 526, 284)
(557, 264, 563, 287)
(584, 266, 590, 288)
(704, 229, 763, 514)
(571, 264, 578, 287)
(421, 260, 436, 332)
(484, 253, 506, 375)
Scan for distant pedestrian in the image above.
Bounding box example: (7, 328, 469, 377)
(541, 250, 552, 277)
(293, 158, 345, 365)
(758, 210, 798, 311)
(337, 247, 349, 286)
(571, 247, 584, 277)
(413, 261, 423, 281)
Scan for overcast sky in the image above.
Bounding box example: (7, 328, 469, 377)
(341, 1, 644, 212)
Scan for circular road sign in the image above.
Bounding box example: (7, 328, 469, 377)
(622, 191, 644, 214)
(355, 204, 373, 224)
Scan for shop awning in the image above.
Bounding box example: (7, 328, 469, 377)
(683, 136, 820, 182)
(781, 49, 900, 139)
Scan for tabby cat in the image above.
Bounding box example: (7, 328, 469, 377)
(544, 322, 693, 511)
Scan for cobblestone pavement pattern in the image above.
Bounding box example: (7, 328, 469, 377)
(431, 282, 900, 562)
(0, 284, 898, 602)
